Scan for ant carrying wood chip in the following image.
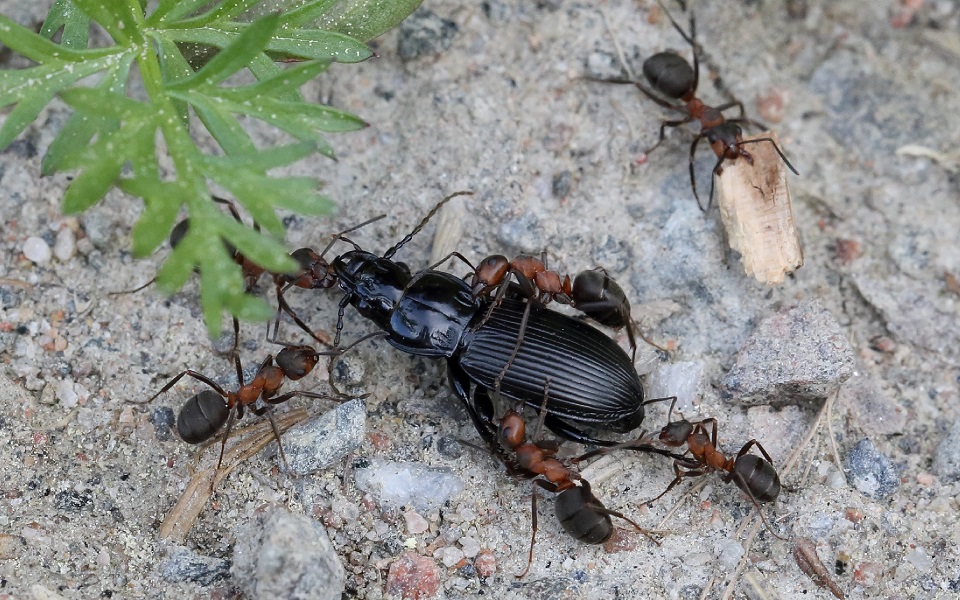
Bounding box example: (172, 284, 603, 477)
(714, 130, 804, 284)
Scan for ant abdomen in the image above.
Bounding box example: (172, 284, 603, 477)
(177, 390, 228, 444)
(571, 270, 630, 328)
(555, 484, 614, 544)
(730, 454, 781, 503)
(642, 52, 695, 99)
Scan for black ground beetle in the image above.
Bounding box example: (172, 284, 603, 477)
(299, 192, 665, 447)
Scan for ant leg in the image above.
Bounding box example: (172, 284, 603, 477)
(271, 286, 330, 347)
(688, 133, 710, 212)
(736, 137, 800, 175)
(249, 404, 291, 472)
(706, 154, 727, 213)
(642, 395, 678, 425)
(142, 370, 228, 404)
(211, 407, 239, 490)
(529, 378, 552, 441)
(692, 417, 719, 448)
(597, 504, 659, 545)
(645, 117, 694, 156)
(640, 463, 705, 506)
(420, 251, 476, 274)
(231, 316, 240, 358)
(736, 439, 776, 464)
(518, 482, 541, 578)
(714, 100, 750, 123)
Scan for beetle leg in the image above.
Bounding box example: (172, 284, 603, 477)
(447, 359, 497, 445)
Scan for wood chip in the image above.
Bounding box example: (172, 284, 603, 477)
(716, 131, 803, 284)
(159, 408, 309, 542)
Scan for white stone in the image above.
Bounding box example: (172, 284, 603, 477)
(53, 228, 76, 261)
(23, 236, 52, 264)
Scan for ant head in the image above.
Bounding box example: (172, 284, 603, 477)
(659, 419, 693, 447)
(497, 411, 526, 450)
(706, 122, 744, 156)
(472, 255, 509, 294)
(643, 52, 695, 100)
(275, 345, 319, 381)
(289, 248, 337, 290)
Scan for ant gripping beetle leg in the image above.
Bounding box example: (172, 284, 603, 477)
(581, 396, 786, 540)
(480, 381, 659, 577)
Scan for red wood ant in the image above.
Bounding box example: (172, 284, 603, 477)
(144, 344, 345, 486)
(487, 383, 658, 577)
(582, 397, 785, 539)
(469, 255, 667, 360)
(594, 0, 798, 211)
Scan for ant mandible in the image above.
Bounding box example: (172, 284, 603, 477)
(595, 0, 799, 210)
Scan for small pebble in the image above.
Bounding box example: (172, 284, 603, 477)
(459, 536, 480, 558)
(436, 435, 463, 459)
(474, 551, 496, 578)
(353, 459, 464, 512)
(404, 510, 429, 535)
(903, 546, 932, 571)
(397, 9, 458, 60)
(56, 379, 89, 409)
(53, 228, 76, 261)
(162, 546, 231, 586)
(0, 533, 23, 560)
(845, 438, 899, 499)
(854, 561, 882, 586)
(386, 552, 441, 599)
(23, 237, 52, 264)
(435, 546, 464, 568)
(714, 538, 745, 570)
(720, 300, 855, 406)
(280, 399, 366, 475)
(647, 361, 704, 414)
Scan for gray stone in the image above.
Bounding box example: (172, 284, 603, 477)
(162, 546, 230, 586)
(845, 438, 899, 500)
(646, 361, 705, 416)
(397, 9, 458, 60)
(280, 399, 366, 475)
(838, 371, 906, 436)
(353, 459, 464, 512)
(231, 507, 344, 600)
(933, 419, 960, 483)
(79, 209, 116, 250)
(720, 300, 855, 406)
(809, 52, 937, 161)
